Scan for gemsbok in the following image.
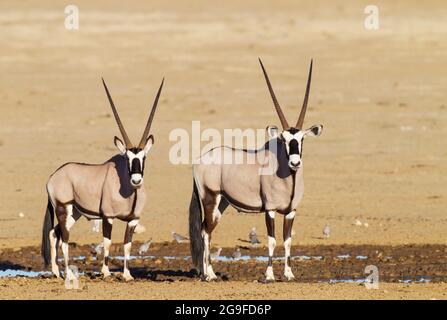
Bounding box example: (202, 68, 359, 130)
(189, 59, 323, 281)
(41, 78, 164, 281)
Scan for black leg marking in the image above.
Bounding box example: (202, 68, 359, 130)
(283, 216, 294, 240)
(124, 224, 137, 244)
(265, 212, 275, 238)
(102, 218, 113, 239)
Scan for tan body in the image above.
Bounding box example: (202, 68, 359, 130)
(194, 142, 304, 214)
(47, 155, 146, 221)
(190, 139, 307, 282)
(43, 155, 146, 282)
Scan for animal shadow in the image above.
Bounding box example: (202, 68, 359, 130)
(131, 267, 198, 281)
(0, 261, 29, 270)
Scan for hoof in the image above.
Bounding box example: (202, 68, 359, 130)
(123, 270, 134, 282)
(101, 265, 111, 278)
(52, 265, 60, 278)
(206, 266, 217, 281)
(199, 273, 216, 282)
(284, 268, 295, 281)
(64, 268, 76, 280)
(284, 274, 295, 281)
(205, 274, 217, 282)
(265, 266, 275, 282)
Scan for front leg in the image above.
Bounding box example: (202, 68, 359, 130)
(101, 217, 113, 278)
(123, 219, 138, 282)
(283, 210, 295, 281)
(265, 211, 276, 282)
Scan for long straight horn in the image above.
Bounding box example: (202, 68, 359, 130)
(138, 78, 164, 149)
(296, 59, 313, 129)
(258, 58, 290, 130)
(102, 78, 133, 148)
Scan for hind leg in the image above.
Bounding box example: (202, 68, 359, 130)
(101, 217, 113, 278)
(49, 226, 60, 277)
(57, 204, 80, 280)
(202, 194, 228, 281)
(265, 211, 276, 281)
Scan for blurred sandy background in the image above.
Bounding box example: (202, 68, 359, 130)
(0, 0, 446, 250)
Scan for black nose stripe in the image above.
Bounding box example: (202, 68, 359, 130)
(289, 139, 299, 155)
(131, 158, 142, 174)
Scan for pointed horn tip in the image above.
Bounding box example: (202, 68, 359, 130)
(101, 78, 109, 91)
(157, 77, 165, 89)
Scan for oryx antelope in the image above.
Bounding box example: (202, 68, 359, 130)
(189, 59, 323, 281)
(41, 78, 164, 281)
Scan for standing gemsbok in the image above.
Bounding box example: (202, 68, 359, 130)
(41, 78, 164, 281)
(189, 59, 323, 281)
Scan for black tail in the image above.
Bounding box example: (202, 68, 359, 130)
(41, 198, 54, 267)
(189, 179, 204, 274)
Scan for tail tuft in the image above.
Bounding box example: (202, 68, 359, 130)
(41, 198, 54, 267)
(189, 179, 204, 274)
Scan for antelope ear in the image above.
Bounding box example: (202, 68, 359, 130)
(114, 136, 126, 154)
(143, 134, 154, 155)
(266, 125, 279, 139)
(305, 124, 323, 137)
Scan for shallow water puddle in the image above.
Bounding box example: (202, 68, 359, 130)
(0, 268, 434, 283)
(399, 277, 432, 283)
(0, 269, 52, 278)
(57, 254, 368, 263)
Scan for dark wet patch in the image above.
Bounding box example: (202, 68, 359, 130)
(1, 243, 447, 283)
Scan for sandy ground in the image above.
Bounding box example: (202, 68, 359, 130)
(1, 278, 446, 300)
(0, 0, 446, 299)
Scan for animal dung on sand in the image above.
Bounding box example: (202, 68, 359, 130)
(353, 219, 369, 228)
